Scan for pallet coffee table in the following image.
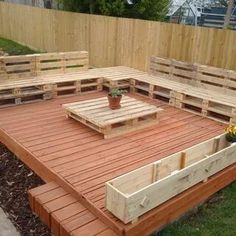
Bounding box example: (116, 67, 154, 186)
(63, 96, 162, 139)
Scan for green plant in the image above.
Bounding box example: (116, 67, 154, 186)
(225, 124, 236, 140)
(108, 88, 126, 98)
(57, 0, 170, 21)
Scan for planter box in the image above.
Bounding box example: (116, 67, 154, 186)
(105, 134, 236, 224)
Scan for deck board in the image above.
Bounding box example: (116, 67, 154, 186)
(0, 91, 232, 236)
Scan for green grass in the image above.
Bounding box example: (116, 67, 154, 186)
(0, 37, 37, 55)
(153, 182, 236, 236)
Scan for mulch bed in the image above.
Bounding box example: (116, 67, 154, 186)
(0, 144, 52, 236)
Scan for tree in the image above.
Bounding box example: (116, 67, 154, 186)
(223, 0, 235, 28)
(99, 0, 126, 17)
(44, 0, 52, 9)
(58, 0, 100, 14)
(57, 0, 170, 21)
(126, 0, 169, 21)
(211, 0, 236, 7)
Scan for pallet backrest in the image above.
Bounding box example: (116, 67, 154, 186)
(36, 51, 89, 76)
(0, 51, 89, 79)
(0, 54, 36, 79)
(150, 56, 196, 85)
(149, 56, 236, 96)
(171, 59, 197, 86)
(196, 64, 235, 95)
(149, 56, 172, 78)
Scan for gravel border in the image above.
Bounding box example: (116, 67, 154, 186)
(0, 144, 52, 236)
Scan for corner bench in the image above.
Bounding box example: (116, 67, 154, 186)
(1, 51, 235, 124)
(129, 56, 236, 124)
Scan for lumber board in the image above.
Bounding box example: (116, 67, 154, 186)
(28, 182, 117, 236)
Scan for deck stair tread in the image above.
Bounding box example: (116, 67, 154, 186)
(28, 182, 117, 236)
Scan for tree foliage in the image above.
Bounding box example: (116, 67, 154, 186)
(99, 0, 126, 17)
(211, 0, 236, 7)
(57, 0, 170, 21)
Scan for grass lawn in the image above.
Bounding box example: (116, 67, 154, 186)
(0, 37, 37, 55)
(156, 182, 236, 236)
(0, 36, 235, 236)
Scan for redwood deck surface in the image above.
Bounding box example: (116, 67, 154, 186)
(0, 92, 231, 235)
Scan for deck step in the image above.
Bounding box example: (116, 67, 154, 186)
(28, 182, 117, 236)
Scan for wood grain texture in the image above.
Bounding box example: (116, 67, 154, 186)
(0, 2, 236, 71)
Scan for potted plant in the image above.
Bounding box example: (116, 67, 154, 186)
(225, 124, 236, 143)
(107, 88, 126, 110)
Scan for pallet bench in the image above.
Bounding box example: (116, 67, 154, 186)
(0, 51, 105, 107)
(1, 51, 236, 124)
(129, 56, 236, 124)
(106, 134, 236, 223)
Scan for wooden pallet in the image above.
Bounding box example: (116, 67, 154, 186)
(130, 79, 176, 106)
(0, 54, 36, 79)
(150, 56, 236, 97)
(132, 57, 236, 124)
(149, 56, 172, 79)
(51, 78, 103, 97)
(103, 78, 131, 90)
(0, 87, 52, 108)
(63, 96, 162, 139)
(0, 51, 90, 107)
(35, 51, 89, 76)
(106, 134, 236, 224)
(0, 76, 103, 107)
(28, 182, 116, 236)
(172, 92, 236, 124)
(0, 51, 89, 79)
(171, 59, 197, 85)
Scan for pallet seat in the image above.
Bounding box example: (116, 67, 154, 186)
(130, 56, 236, 124)
(0, 51, 104, 107)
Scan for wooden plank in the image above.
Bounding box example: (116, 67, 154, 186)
(29, 182, 117, 236)
(0, 119, 124, 236)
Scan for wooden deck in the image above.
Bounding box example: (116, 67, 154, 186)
(0, 91, 235, 236)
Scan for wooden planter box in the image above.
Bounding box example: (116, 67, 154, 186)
(105, 134, 236, 224)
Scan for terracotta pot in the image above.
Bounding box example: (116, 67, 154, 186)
(107, 94, 122, 110)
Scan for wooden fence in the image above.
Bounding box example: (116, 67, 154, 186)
(0, 1, 236, 71)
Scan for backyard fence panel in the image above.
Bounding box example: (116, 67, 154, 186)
(89, 14, 117, 67)
(115, 17, 135, 68)
(0, 1, 236, 71)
